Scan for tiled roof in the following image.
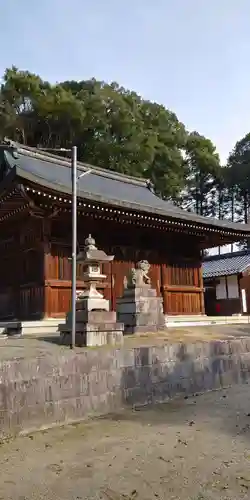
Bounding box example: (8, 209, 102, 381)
(203, 251, 250, 278)
(1, 141, 250, 235)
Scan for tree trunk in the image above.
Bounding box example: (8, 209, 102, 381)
(231, 188, 234, 253)
(218, 187, 223, 255)
(195, 173, 199, 214)
(244, 190, 248, 224)
(199, 173, 204, 216)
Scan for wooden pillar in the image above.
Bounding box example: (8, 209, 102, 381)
(198, 265, 205, 314)
(42, 218, 52, 318)
(160, 263, 169, 314)
(102, 261, 112, 306)
(12, 224, 22, 319)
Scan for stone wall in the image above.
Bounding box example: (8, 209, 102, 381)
(1, 338, 250, 438)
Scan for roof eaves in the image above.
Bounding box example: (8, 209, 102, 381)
(239, 261, 250, 273)
(2, 141, 250, 236)
(11, 170, 250, 236)
(203, 269, 236, 278)
(16, 146, 250, 232)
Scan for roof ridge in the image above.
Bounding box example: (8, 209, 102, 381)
(5, 141, 150, 188)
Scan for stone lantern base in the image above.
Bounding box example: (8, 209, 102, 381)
(59, 301, 124, 347)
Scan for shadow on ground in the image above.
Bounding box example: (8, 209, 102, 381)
(103, 339, 250, 444)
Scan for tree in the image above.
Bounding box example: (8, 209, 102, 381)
(226, 133, 250, 224)
(139, 101, 187, 199)
(182, 131, 221, 216)
(0, 67, 188, 198)
(0, 66, 45, 144)
(0, 66, 224, 207)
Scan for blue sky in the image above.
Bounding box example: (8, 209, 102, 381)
(1, 0, 250, 163)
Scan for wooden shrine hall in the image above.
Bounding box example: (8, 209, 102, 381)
(0, 140, 250, 322)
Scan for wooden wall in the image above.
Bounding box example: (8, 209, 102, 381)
(161, 262, 203, 315)
(0, 212, 204, 320)
(43, 249, 204, 317)
(0, 215, 45, 320)
(42, 215, 204, 318)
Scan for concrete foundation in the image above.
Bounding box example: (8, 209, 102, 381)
(0, 319, 63, 337)
(0, 314, 249, 339)
(165, 314, 250, 327)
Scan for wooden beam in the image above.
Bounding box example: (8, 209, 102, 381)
(162, 285, 203, 293)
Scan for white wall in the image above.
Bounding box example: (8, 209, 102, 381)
(215, 274, 239, 300)
(216, 277, 227, 299)
(227, 275, 239, 299)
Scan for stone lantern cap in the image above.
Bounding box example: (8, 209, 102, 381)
(76, 235, 114, 264)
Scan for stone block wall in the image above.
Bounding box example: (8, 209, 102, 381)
(1, 338, 250, 438)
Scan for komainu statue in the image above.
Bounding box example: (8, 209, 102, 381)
(127, 260, 151, 288)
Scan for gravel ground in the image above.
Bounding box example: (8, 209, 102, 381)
(1, 384, 250, 499)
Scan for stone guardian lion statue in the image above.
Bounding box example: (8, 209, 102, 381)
(127, 260, 151, 288)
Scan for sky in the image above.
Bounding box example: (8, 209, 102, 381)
(1, 0, 250, 163)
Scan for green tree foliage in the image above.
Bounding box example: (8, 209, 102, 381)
(181, 131, 221, 216)
(221, 133, 250, 249)
(0, 66, 221, 205)
(226, 133, 250, 224)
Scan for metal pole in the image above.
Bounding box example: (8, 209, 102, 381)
(71, 146, 77, 349)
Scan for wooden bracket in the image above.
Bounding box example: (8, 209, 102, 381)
(19, 184, 61, 219)
(29, 203, 60, 219)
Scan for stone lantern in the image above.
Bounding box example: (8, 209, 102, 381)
(59, 235, 124, 346)
(75, 234, 114, 313)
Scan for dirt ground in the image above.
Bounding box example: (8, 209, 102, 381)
(1, 385, 250, 499)
(1, 322, 250, 362)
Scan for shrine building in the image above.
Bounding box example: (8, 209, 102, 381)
(0, 141, 250, 322)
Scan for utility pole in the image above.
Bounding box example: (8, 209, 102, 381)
(71, 146, 77, 350)
(70, 146, 92, 349)
(36, 145, 92, 349)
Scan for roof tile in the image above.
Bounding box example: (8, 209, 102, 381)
(2, 142, 250, 235)
(203, 252, 250, 278)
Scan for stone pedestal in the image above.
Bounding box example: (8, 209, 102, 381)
(60, 302, 124, 347)
(116, 285, 165, 334)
